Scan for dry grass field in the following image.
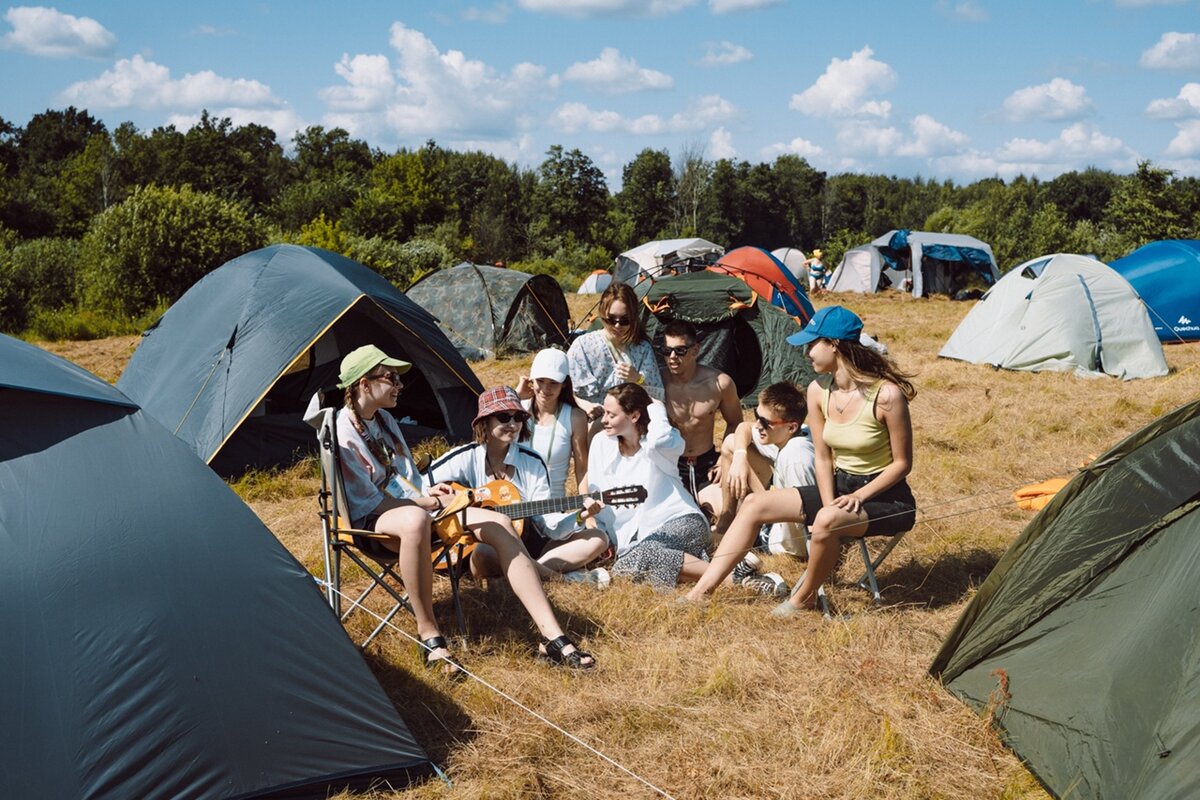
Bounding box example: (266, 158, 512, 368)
(47, 291, 1200, 799)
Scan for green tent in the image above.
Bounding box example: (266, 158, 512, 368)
(930, 398, 1200, 799)
(636, 270, 815, 405)
(407, 263, 570, 360)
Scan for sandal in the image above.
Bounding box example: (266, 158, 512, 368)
(537, 634, 596, 670)
(419, 635, 465, 679)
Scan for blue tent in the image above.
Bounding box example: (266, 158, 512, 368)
(119, 245, 482, 476)
(1109, 240, 1200, 342)
(1, 335, 431, 797)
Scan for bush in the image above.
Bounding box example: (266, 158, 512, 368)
(9, 237, 83, 310)
(296, 213, 351, 256)
(23, 300, 168, 342)
(80, 185, 266, 316)
(348, 235, 453, 289)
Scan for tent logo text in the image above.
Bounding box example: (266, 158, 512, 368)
(1179, 315, 1193, 325)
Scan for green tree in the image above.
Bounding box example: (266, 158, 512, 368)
(616, 148, 675, 245)
(771, 155, 826, 248)
(1038, 168, 1119, 225)
(672, 143, 710, 237)
(347, 141, 453, 241)
(531, 145, 608, 249)
(1102, 161, 1191, 253)
(292, 125, 374, 181)
(81, 184, 266, 315)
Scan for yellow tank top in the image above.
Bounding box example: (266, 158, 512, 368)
(820, 380, 892, 475)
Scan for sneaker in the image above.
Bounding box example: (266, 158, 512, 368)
(730, 551, 763, 585)
(562, 567, 611, 590)
(740, 571, 790, 598)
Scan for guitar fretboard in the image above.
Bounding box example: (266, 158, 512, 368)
(501, 493, 594, 520)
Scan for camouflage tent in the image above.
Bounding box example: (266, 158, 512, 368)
(407, 263, 570, 360)
(636, 270, 816, 405)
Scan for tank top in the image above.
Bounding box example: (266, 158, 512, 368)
(528, 404, 574, 497)
(820, 381, 892, 475)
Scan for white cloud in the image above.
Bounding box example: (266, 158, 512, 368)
(1146, 83, 1200, 119)
(709, 126, 736, 159)
(790, 46, 896, 119)
(709, 0, 782, 13)
(563, 47, 673, 92)
(836, 123, 904, 156)
(193, 24, 237, 37)
(896, 114, 970, 156)
(318, 22, 552, 143)
(1002, 78, 1094, 122)
(938, 1, 988, 22)
(698, 40, 751, 66)
(1116, 0, 1186, 7)
(548, 94, 735, 135)
(760, 136, 823, 160)
(461, 3, 512, 23)
(826, 114, 968, 160)
(1140, 31, 1200, 70)
(1, 5, 115, 58)
(517, 0, 697, 16)
(59, 55, 282, 109)
(994, 123, 1135, 165)
(1165, 120, 1200, 156)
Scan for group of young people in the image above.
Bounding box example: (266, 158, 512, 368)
(333, 282, 917, 674)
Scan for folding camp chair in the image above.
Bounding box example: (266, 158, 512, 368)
(310, 401, 476, 646)
(796, 528, 909, 618)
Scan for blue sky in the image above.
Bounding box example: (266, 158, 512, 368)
(4, 0, 1200, 187)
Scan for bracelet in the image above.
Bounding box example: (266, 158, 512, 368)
(575, 510, 587, 525)
(734, 448, 747, 455)
(636, 374, 645, 385)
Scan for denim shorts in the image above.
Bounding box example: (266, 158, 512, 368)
(796, 469, 916, 537)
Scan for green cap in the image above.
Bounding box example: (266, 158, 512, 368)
(337, 345, 411, 388)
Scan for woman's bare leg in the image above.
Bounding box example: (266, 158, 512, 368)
(784, 508, 868, 610)
(538, 529, 609, 573)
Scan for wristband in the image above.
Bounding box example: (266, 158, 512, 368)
(734, 448, 747, 455)
(575, 510, 587, 525)
(636, 374, 645, 385)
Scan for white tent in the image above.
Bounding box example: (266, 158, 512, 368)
(771, 247, 808, 285)
(577, 269, 613, 294)
(827, 230, 999, 297)
(613, 238, 724, 285)
(939, 254, 1168, 380)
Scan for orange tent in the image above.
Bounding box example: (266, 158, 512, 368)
(709, 246, 815, 323)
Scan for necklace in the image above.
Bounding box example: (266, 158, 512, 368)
(485, 451, 510, 481)
(831, 385, 861, 415)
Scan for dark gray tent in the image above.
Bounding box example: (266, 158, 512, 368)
(930, 398, 1200, 799)
(0, 334, 430, 798)
(407, 262, 570, 360)
(636, 270, 816, 405)
(118, 245, 482, 476)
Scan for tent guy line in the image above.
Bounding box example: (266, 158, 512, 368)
(322, 582, 680, 800)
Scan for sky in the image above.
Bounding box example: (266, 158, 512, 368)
(4, 0, 1200, 188)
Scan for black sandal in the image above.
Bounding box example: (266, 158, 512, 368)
(419, 635, 465, 679)
(537, 634, 596, 670)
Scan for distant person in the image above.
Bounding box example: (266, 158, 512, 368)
(335, 345, 594, 670)
(586, 383, 720, 589)
(805, 249, 827, 292)
(659, 320, 742, 498)
(427, 385, 608, 586)
(567, 283, 664, 425)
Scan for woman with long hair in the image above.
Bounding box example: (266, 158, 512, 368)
(428, 384, 609, 584)
(516, 349, 611, 573)
(567, 283, 663, 423)
(586, 382, 711, 588)
(338, 346, 595, 669)
(776, 306, 916, 615)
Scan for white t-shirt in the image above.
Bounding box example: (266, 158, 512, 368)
(752, 428, 816, 556)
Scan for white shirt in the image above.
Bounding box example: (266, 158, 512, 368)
(752, 428, 817, 489)
(336, 408, 427, 526)
(586, 403, 701, 556)
(426, 440, 563, 536)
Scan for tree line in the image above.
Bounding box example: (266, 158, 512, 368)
(2, 106, 1199, 338)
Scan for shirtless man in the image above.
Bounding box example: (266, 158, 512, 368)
(659, 320, 743, 498)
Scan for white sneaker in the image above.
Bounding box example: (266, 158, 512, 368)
(562, 567, 611, 590)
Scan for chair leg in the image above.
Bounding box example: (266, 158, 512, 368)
(856, 539, 882, 604)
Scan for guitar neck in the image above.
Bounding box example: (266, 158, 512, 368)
(502, 493, 591, 521)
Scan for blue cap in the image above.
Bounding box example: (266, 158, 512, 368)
(786, 306, 863, 347)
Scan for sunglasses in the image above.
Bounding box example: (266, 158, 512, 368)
(659, 344, 696, 358)
(603, 315, 632, 327)
(491, 411, 530, 425)
(368, 371, 404, 388)
(755, 413, 795, 430)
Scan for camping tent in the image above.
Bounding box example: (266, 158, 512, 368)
(636, 270, 816, 404)
(939, 253, 1168, 380)
(577, 269, 613, 294)
(709, 246, 815, 322)
(930, 397, 1200, 799)
(827, 230, 999, 297)
(771, 247, 808, 285)
(1109, 239, 1200, 342)
(613, 238, 724, 285)
(118, 245, 482, 477)
(407, 262, 570, 360)
(0, 334, 431, 798)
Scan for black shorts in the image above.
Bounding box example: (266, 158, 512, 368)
(677, 447, 720, 497)
(796, 469, 916, 537)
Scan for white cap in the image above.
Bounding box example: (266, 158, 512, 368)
(530, 348, 569, 382)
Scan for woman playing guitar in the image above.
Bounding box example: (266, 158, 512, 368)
(428, 386, 610, 586)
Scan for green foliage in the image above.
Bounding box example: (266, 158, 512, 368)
(80, 184, 266, 316)
(616, 148, 676, 245)
(348, 235, 453, 288)
(267, 175, 360, 232)
(819, 228, 872, 275)
(296, 212, 351, 255)
(532, 145, 609, 249)
(22, 299, 168, 341)
(6, 236, 82, 318)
